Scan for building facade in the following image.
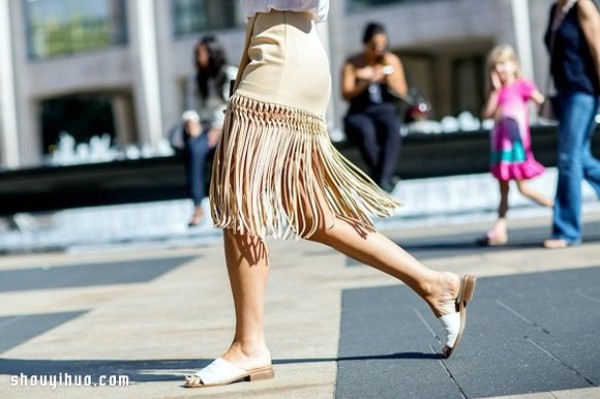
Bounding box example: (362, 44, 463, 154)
(0, 0, 555, 169)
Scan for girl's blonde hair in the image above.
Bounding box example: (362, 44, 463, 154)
(485, 44, 522, 93)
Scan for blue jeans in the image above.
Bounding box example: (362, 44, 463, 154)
(184, 130, 214, 207)
(551, 91, 600, 243)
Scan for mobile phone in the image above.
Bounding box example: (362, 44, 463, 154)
(382, 65, 394, 75)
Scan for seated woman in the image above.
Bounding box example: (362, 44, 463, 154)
(341, 22, 407, 192)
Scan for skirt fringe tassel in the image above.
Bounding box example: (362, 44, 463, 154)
(209, 93, 401, 240)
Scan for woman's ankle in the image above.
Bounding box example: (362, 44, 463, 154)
(423, 272, 460, 317)
(222, 340, 272, 368)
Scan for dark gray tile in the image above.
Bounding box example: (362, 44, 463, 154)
(0, 256, 196, 292)
(528, 331, 600, 386)
(0, 311, 87, 354)
(336, 286, 464, 399)
(336, 268, 600, 398)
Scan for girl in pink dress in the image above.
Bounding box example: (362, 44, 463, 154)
(481, 45, 553, 246)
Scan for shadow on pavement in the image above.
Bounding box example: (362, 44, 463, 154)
(0, 358, 198, 383)
(0, 352, 441, 384)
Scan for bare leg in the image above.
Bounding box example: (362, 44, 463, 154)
(300, 184, 475, 359)
(302, 183, 460, 317)
(498, 180, 510, 219)
(200, 176, 467, 374)
(307, 217, 459, 317)
(219, 229, 272, 370)
(485, 180, 509, 244)
(516, 180, 553, 208)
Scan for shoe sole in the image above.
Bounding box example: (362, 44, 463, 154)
(443, 274, 477, 359)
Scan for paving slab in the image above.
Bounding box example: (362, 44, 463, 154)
(336, 268, 600, 399)
(1, 214, 600, 398)
(0, 312, 86, 354)
(0, 256, 195, 293)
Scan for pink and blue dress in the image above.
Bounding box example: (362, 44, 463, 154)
(490, 79, 545, 181)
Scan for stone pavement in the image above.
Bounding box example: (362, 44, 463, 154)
(1, 211, 600, 399)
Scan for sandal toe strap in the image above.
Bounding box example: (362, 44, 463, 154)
(439, 312, 460, 348)
(184, 374, 203, 386)
(189, 357, 247, 386)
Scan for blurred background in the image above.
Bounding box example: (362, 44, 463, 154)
(0, 0, 561, 168)
(1, 0, 598, 252)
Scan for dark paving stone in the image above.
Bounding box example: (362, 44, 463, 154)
(0, 256, 196, 293)
(336, 287, 464, 399)
(0, 311, 87, 354)
(336, 267, 600, 399)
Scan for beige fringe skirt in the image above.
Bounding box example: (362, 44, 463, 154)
(209, 10, 400, 240)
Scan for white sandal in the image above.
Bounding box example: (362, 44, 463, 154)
(438, 274, 477, 358)
(184, 357, 274, 388)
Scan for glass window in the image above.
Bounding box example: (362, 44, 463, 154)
(24, 0, 127, 59)
(41, 94, 116, 155)
(452, 55, 486, 116)
(173, 0, 244, 36)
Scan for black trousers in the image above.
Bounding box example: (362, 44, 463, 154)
(344, 103, 401, 188)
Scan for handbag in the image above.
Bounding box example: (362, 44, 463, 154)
(167, 122, 185, 151)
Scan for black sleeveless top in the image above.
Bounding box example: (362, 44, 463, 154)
(544, 1, 600, 95)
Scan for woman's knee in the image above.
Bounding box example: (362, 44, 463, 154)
(292, 195, 335, 242)
(304, 221, 333, 243)
(294, 209, 334, 241)
(345, 114, 376, 138)
(557, 151, 580, 172)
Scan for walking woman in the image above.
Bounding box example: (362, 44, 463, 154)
(342, 22, 407, 192)
(184, 0, 477, 388)
(543, 0, 600, 248)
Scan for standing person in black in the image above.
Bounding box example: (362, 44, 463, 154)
(342, 22, 408, 192)
(542, 0, 600, 248)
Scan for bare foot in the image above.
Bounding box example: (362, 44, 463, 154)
(543, 238, 570, 249)
(485, 220, 508, 246)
